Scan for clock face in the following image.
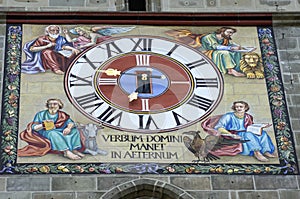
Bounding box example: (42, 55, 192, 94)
(64, 35, 224, 133)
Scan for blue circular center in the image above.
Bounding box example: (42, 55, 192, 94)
(119, 67, 169, 99)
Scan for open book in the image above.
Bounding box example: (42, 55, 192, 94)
(232, 46, 256, 53)
(247, 123, 270, 136)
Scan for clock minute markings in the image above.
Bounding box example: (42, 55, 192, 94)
(97, 106, 123, 126)
(172, 111, 190, 126)
(69, 74, 92, 87)
(166, 43, 180, 56)
(186, 58, 208, 70)
(74, 92, 123, 126)
(195, 78, 218, 88)
(74, 92, 104, 114)
(138, 115, 159, 130)
(187, 94, 214, 112)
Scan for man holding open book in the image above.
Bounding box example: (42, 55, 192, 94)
(18, 98, 84, 160)
(214, 101, 277, 162)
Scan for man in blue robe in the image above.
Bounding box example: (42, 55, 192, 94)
(214, 101, 277, 162)
(18, 98, 84, 160)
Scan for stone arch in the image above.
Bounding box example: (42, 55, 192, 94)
(100, 178, 195, 199)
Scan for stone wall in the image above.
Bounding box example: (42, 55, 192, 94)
(0, 0, 299, 12)
(0, 1, 300, 199)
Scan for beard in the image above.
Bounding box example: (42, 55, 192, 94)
(221, 32, 232, 40)
(48, 33, 59, 39)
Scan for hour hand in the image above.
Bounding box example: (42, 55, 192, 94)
(98, 68, 121, 76)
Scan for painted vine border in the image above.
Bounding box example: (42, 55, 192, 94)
(0, 25, 298, 175)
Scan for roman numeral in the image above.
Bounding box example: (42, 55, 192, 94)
(70, 73, 92, 87)
(172, 111, 190, 126)
(81, 55, 98, 70)
(97, 41, 123, 58)
(139, 115, 159, 130)
(98, 78, 118, 85)
(130, 38, 153, 51)
(196, 78, 218, 88)
(97, 106, 123, 126)
(186, 58, 208, 70)
(187, 94, 213, 111)
(141, 99, 150, 111)
(74, 92, 104, 113)
(135, 54, 150, 66)
(166, 44, 180, 56)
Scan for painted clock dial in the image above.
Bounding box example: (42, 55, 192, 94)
(64, 36, 224, 133)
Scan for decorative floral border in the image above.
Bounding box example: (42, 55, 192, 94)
(0, 25, 298, 175)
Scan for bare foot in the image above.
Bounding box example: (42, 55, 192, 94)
(72, 150, 85, 158)
(264, 151, 278, 158)
(54, 70, 64, 75)
(228, 69, 245, 77)
(64, 150, 81, 160)
(254, 151, 269, 162)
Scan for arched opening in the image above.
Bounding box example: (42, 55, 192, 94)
(101, 178, 194, 199)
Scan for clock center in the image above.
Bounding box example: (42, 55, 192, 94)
(119, 66, 169, 99)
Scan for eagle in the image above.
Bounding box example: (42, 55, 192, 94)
(183, 131, 249, 163)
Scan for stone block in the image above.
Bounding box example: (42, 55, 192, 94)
(256, 0, 296, 11)
(254, 175, 298, 189)
(291, 119, 300, 132)
(260, 0, 291, 6)
(211, 176, 254, 190)
(282, 27, 300, 38)
(6, 0, 48, 6)
(279, 190, 300, 198)
(220, 0, 253, 8)
(133, 178, 159, 191)
(237, 191, 279, 199)
(33, 192, 74, 199)
(97, 176, 138, 190)
(89, 0, 107, 3)
(0, 192, 31, 199)
(7, 177, 50, 191)
(206, 0, 217, 7)
(167, 0, 204, 9)
(276, 38, 298, 50)
(52, 176, 96, 191)
(290, 94, 300, 104)
(49, 0, 85, 6)
(288, 106, 300, 119)
(188, 191, 230, 199)
(294, 132, 300, 144)
(170, 176, 210, 190)
(0, 178, 5, 191)
(162, 183, 187, 197)
(280, 63, 300, 74)
(76, 192, 105, 199)
(139, 175, 169, 183)
(278, 50, 300, 62)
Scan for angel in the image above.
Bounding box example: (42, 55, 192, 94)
(64, 26, 135, 50)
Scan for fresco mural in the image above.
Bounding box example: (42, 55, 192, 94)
(0, 24, 298, 174)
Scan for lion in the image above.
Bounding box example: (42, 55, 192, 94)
(240, 52, 264, 79)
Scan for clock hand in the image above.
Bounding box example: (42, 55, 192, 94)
(128, 91, 139, 102)
(121, 72, 166, 79)
(98, 68, 121, 76)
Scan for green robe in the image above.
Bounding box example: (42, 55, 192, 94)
(200, 33, 242, 74)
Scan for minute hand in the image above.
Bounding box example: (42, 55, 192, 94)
(121, 72, 166, 79)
